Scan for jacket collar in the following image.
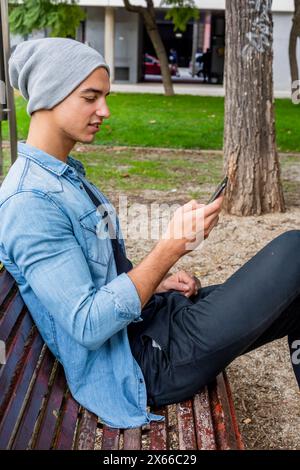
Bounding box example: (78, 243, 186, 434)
(17, 141, 86, 177)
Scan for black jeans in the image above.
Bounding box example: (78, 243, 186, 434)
(128, 230, 300, 407)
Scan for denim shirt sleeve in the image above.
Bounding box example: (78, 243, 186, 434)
(0, 191, 141, 350)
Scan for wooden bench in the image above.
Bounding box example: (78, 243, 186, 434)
(0, 266, 244, 450)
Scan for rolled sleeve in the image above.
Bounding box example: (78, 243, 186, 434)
(103, 272, 141, 321)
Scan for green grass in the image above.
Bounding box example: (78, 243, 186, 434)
(76, 150, 223, 193)
(1, 146, 223, 196)
(1, 146, 298, 200)
(1, 93, 300, 152)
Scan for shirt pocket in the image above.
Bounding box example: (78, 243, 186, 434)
(79, 208, 112, 266)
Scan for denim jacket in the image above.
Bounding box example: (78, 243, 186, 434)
(0, 142, 163, 428)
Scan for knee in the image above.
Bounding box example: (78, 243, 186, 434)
(278, 229, 300, 243)
(274, 230, 300, 252)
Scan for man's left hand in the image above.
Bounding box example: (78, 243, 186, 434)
(155, 270, 201, 297)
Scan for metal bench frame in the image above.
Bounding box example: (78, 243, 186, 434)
(0, 266, 244, 450)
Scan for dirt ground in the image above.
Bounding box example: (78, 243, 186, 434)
(99, 149, 300, 450)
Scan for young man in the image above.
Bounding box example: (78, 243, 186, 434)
(0, 38, 299, 429)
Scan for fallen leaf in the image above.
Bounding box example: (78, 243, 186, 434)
(243, 418, 252, 424)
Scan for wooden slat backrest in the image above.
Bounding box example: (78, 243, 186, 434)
(54, 391, 80, 450)
(0, 267, 82, 450)
(0, 331, 43, 449)
(11, 347, 56, 450)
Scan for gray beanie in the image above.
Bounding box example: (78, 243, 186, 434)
(9, 37, 110, 116)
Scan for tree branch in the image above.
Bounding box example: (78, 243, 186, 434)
(145, 0, 156, 21)
(123, 0, 144, 15)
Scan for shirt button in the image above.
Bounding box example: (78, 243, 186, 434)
(79, 184, 84, 189)
(139, 378, 144, 384)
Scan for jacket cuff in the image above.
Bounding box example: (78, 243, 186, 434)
(104, 272, 142, 320)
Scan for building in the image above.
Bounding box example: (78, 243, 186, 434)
(10, 0, 300, 93)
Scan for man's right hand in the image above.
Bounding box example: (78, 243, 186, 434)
(161, 195, 223, 258)
(127, 195, 223, 309)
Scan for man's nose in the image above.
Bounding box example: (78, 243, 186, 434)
(96, 101, 110, 119)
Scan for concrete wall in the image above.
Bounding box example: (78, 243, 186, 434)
(85, 7, 140, 82)
(273, 12, 300, 92)
(114, 8, 139, 82)
(84, 7, 105, 54)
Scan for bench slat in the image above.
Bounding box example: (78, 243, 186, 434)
(209, 374, 239, 450)
(123, 427, 142, 450)
(74, 408, 98, 450)
(102, 426, 120, 450)
(223, 372, 244, 450)
(54, 391, 80, 450)
(0, 269, 15, 306)
(150, 408, 168, 450)
(33, 364, 66, 449)
(11, 348, 55, 450)
(0, 292, 24, 342)
(177, 399, 197, 450)
(193, 387, 216, 449)
(0, 311, 34, 416)
(0, 331, 43, 449)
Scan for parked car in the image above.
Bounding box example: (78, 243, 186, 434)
(143, 53, 177, 76)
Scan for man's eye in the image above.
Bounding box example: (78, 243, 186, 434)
(85, 97, 96, 102)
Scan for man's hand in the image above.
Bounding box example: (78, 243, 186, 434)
(155, 270, 201, 298)
(163, 195, 223, 257)
(127, 195, 223, 308)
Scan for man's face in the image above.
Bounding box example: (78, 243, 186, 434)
(51, 67, 110, 145)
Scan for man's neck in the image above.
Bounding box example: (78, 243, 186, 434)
(26, 115, 75, 163)
(26, 137, 73, 163)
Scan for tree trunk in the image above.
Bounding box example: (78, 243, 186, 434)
(289, 0, 300, 98)
(223, 0, 285, 215)
(123, 0, 174, 96)
(142, 8, 174, 96)
(289, 24, 299, 86)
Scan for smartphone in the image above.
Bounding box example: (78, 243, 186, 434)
(207, 176, 228, 204)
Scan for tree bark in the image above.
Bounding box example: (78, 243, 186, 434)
(289, 0, 300, 98)
(223, 0, 285, 215)
(123, 0, 174, 96)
